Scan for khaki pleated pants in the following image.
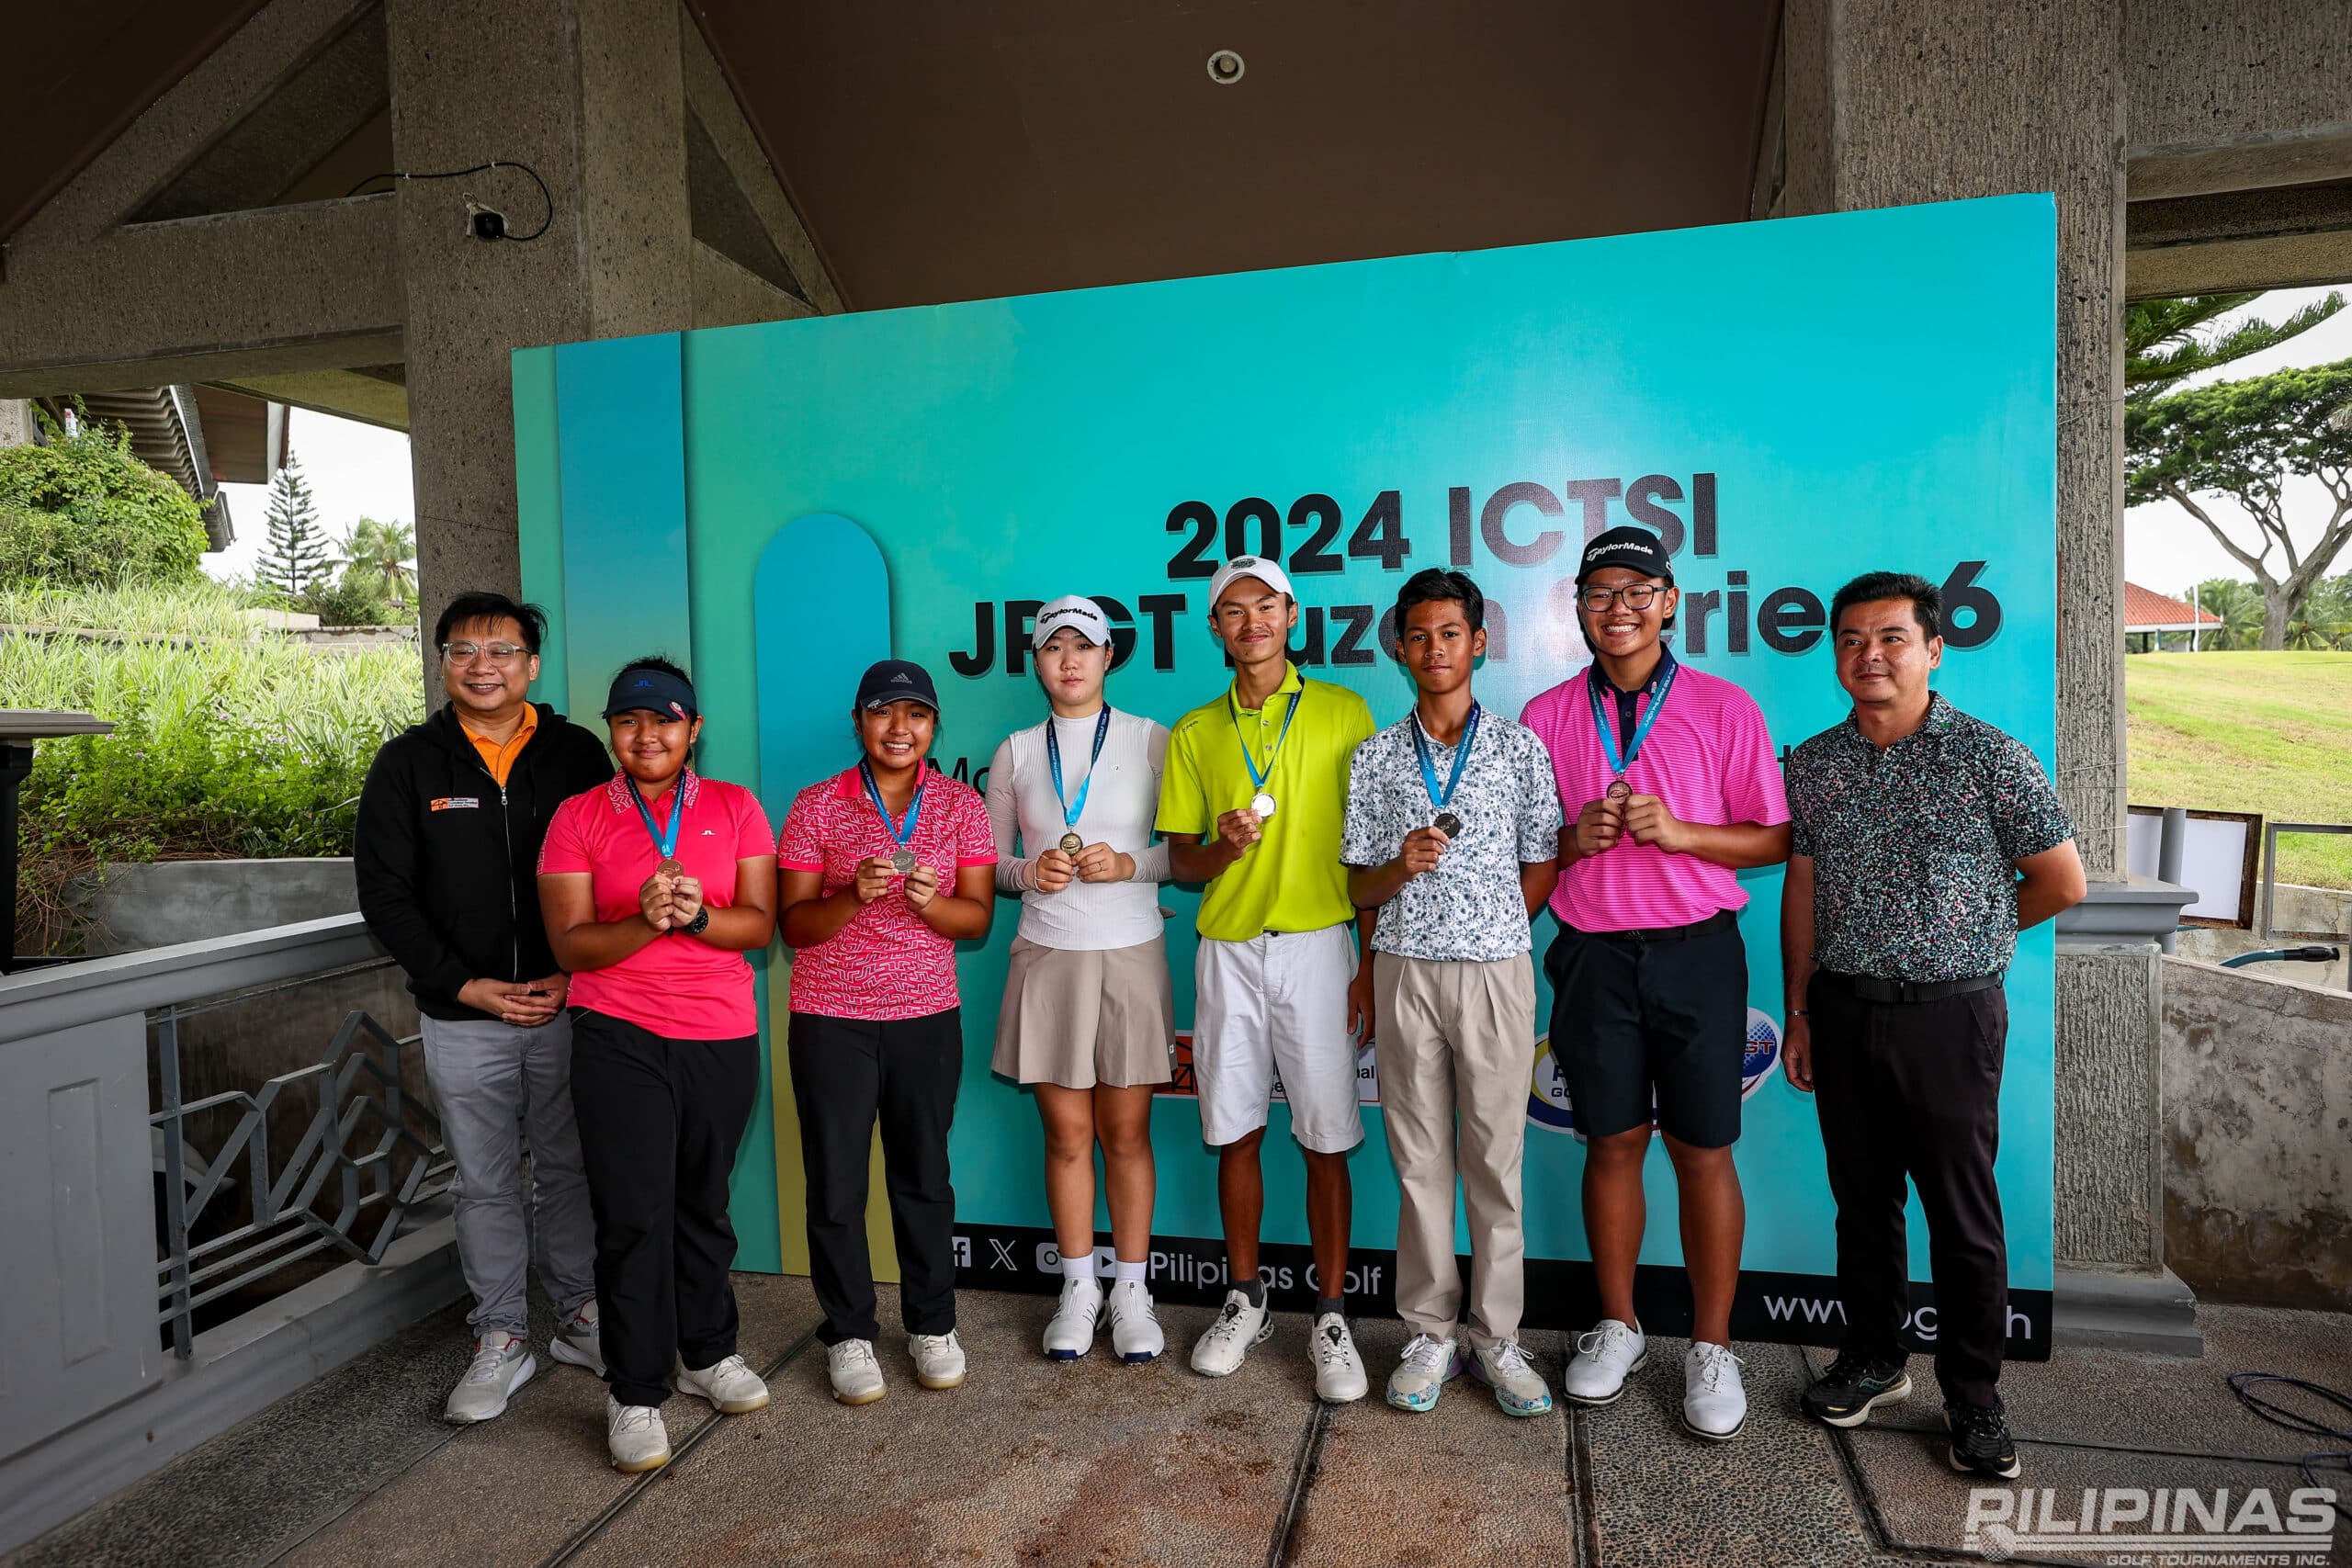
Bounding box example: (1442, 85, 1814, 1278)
(1373, 951, 1537, 1350)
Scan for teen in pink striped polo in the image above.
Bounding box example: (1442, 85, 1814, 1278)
(1519, 525, 1790, 1444)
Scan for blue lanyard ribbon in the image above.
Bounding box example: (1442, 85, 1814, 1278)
(1588, 651, 1678, 776)
(1410, 704, 1480, 811)
(859, 761, 923, 847)
(628, 773, 685, 859)
(1228, 680, 1302, 793)
(1046, 706, 1113, 829)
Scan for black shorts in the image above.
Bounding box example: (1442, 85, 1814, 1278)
(1544, 914, 1749, 1148)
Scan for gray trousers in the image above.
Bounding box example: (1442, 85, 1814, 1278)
(420, 1012, 597, 1335)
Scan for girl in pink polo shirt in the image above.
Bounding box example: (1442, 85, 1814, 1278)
(537, 658, 777, 1474)
(775, 659, 996, 1407)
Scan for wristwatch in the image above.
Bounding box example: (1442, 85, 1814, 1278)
(682, 906, 711, 937)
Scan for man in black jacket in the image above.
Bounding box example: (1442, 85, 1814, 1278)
(356, 592, 615, 1424)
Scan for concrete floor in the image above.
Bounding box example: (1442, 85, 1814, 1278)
(9, 1280, 2346, 1567)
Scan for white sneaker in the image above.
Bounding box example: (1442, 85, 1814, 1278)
(444, 1333, 535, 1424)
(827, 1338, 886, 1405)
(1104, 1279, 1167, 1363)
(1682, 1341, 1747, 1440)
(1190, 1289, 1273, 1377)
(675, 1351, 770, 1414)
(1561, 1318, 1646, 1406)
(605, 1394, 671, 1472)
(911, 1330, 967, 1389)
(1471, 1338, 1554, 1418)
(548, 1299, 605, 1378)
(1385, 1333, 1462, 1412)
(1309, 1313, 1369, 1404)
(1043, 1277, 1102, 1360)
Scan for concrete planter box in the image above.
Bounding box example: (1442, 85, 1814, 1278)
(74, 858, 360, 956)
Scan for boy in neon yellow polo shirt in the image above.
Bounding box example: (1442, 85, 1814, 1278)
(1158, 556, 1376, 1403)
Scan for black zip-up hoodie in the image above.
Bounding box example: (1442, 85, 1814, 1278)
(354, 702, 614, 1021)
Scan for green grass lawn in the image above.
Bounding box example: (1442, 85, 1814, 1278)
(2126, 650, 2352, 890)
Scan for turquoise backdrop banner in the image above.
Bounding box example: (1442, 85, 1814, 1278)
(516, 192, 2059, 1353)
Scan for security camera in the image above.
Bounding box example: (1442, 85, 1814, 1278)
(1206, 49, 1245, 85)
(464, 199, 507, 242)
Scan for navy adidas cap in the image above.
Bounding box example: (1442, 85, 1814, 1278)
(602, 664, 698, 721)
(1576, 525, 1674, 584)
(855, 659, 940, 714)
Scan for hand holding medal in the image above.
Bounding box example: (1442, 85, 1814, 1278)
(1403, 703, 1479, 880)
(1038, 706, 1113, 893)
(628, 771, 690, 930)
(860, 760, 926, 884)
(1222, 683, 1299, 862)
(901, 862, 943, 910)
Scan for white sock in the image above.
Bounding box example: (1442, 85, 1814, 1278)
(1114, 1258, 1148, 1284)
(1061, 1251, 1097, 1283)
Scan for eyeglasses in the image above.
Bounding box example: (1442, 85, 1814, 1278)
(440, 641, 529, 666)
(1577, 584, 1668, 614)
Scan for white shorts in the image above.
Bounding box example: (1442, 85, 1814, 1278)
(1193, 924, 1365, 1154)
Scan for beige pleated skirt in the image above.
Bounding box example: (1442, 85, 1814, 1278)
(992, 932, 1177, 1089)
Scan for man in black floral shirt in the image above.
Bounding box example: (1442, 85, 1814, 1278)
(1780, 570, 2085, 1483)
(1342, 569, 1563, 1418)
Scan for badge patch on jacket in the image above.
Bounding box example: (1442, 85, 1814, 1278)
(430, 797, 481, 812)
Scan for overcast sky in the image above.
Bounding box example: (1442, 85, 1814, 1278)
(202, 285, 2352, 599)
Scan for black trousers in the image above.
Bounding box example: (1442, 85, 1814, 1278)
(569, 1009, 759, 1407)
(1809, 974, 2009, 1411)
(788, 1009, 962, 1345)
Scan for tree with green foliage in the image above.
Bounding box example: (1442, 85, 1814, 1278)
(2184, 577, 2263, 649)
(254, 457, 331, 600)
(300, 574, 396, 627)
(2125, 360, 2352, 649)
(2125, 291, 2345, 404)
(333, 516, 417, 605)
(0, 407, 211, 588)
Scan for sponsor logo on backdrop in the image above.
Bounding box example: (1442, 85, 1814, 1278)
(1741, 1008, 1781, 1100)
(1154, 1031, 1380, 1105)
(1963, 1486, 2338, 1562)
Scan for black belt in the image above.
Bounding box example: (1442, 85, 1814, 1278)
(1578, 908, 1738, 944)
(1817, 969, 2003, 1004)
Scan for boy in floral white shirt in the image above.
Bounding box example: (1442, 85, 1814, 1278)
(1340, 569, 1562, 1417)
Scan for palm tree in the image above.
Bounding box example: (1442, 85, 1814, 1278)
(335, 516, 417, 605)
(2126, 291, 2344, 402)
(2188, 578, 2263, 649)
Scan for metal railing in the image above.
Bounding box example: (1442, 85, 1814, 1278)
(152, 959, 453, 1359)
(154, 959, 454, 1363)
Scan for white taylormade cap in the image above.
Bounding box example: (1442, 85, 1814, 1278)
(1207, 555, 1296, 609)
(1031, 593, 1113, 649)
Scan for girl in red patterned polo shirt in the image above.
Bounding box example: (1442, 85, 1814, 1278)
(775, 659, 997, 1407)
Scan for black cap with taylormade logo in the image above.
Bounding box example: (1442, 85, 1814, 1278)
(1576, 525, 1674, 584)
(854, 659, 941, 713)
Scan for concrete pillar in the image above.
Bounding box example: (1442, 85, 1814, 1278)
(0, 400, 35, 448)
(384, 0, 692, 652)
(1782, 4, 2169, 1279)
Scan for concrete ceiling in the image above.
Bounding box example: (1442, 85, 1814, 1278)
(4, 0, 270, 243)
(3, 2, 1781, 312)
(687, 0, 1783, 310)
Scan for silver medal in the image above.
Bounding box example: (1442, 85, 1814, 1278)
(1605, 778, 1632, 803)
(1432, 812, 1463, 839)
(1250, 791, 1277, 819)
(1058, 831, 1084, 854)
(891, 848, 919, 875)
